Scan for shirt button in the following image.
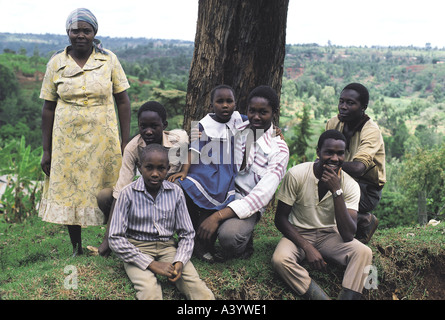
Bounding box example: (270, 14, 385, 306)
(82, 86, 86, 90)
(83, 101, 88, 105)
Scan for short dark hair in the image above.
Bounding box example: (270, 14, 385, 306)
(317, 130, 347, 150)
(210, 84, 236, 103)
(137, 101, 167, 122)
(247, 85, 279, 113)
(138, 143, 169, 164)
(342, 83, 369, 109)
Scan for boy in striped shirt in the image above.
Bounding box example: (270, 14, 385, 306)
(108, 144, 214, 300)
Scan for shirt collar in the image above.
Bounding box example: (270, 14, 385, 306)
(137, 132, 174, 148)
(132, 176, 175, 193)
(200, 111, 243, 138)
(256, 125, 275, 154)
(58, 46, 109, 77)
(237, 121, 274, 154)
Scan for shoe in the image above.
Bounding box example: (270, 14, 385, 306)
(242, 233, 254, 259)
(71, 244, 83, 257)
(302, 280, 331, 300)
(194, 249, 214, 263)
(213, 251, 227, 263)
(356, 214, 379, 244)
(193, 241, 214, 263)
(213, 235, 254, 262)
(87, 245, 99, 256)
(337, 287, 362, 300)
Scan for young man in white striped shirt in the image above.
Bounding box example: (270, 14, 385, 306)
(196, 85, 290, 261)
(108, 144, 214, 300)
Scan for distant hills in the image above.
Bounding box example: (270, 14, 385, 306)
(0, 32, 193, 58)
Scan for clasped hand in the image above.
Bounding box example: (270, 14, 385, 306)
(148, 261, 183, 282)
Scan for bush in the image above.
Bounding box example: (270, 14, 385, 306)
(373, 190, 417, 228)
(0, 136, 43, 223)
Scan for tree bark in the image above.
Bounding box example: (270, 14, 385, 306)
(183, 0, 289, 132)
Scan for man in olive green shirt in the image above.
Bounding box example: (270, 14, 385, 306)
(325, 83, 386, 243)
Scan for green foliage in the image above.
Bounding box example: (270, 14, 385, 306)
(151, 87, 186, 117)
(0, 52, 47, 76)
(399, 144, 445, 219)
(0, 136, 43, 223)
(373, 190, 417, 228)
(0, 57, 43, 149)
(286, 104, 312, 166)
(384, 119, 410, 158)
(0, 63, 19, 101)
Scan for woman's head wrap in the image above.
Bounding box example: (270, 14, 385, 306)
(66, 8, 98, 34)
(65, 8, 106, 53)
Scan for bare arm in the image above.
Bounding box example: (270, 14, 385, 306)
(197, 206, 237, 241)
(114, 90, 131, 153)
(41, 100, 57, 176)
(320, 166, 357, 241)
(341, 161, 366, 179)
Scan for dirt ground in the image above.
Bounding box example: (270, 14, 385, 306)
(418, 257, 445, 300)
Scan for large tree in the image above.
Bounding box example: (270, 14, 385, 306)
(183, 0, 289, 132)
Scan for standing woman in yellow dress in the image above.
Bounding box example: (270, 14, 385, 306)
(39, 8, 131, 256)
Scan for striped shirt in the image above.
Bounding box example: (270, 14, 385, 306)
(228, 122, 290, 219)
(108, 177, 195, 270)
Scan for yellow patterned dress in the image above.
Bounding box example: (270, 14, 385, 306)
(39, 47, 130, 226)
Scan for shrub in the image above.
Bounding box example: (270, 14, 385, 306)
(373, 190, 417, 228)
(0, 136, 43, 223)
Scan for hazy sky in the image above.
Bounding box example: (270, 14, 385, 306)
(1, 0, 443, 48)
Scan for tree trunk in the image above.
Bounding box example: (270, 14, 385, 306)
(418, 190, 427, 226)
(183, 0, 289, 132)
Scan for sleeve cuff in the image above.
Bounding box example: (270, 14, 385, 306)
(134, 253, 154, 270)
(227, 200, 251, 220)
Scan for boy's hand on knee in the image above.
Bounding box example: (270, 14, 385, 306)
(168, 262, 183, 283)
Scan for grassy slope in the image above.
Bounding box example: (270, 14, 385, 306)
(1, 204, 443, 301)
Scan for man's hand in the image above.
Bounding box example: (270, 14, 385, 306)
(320, 165, 341, 193)
(168, 262, 183, 283)
(304, 243, 327, 271)
(197, 213, 220, 241)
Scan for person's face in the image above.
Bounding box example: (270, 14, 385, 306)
(68, 21, 96, 53)
(138, 111, 167, 145)
(139, 151, 170, 193)
(338, 89, 365, 123)
(316, 138, 346, 175)
(212, 88, 236, 123)
(247, 97, 274, 132)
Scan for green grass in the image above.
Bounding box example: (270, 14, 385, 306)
(1, 206, 444, 300)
